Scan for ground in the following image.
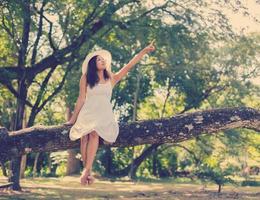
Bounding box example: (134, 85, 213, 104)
(0, 175, 259, 200)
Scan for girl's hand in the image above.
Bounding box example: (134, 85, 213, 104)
(63, 119, 76, 126)
(143, 39, 156, 54)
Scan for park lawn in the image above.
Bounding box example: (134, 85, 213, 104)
(0, 175, 259, 200)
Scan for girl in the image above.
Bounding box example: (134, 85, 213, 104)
(64, 40, 156, 185)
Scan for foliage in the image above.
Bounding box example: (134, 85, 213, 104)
(194, 163, 238, 192)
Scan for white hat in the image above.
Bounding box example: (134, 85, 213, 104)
(82, 49, 112, 75)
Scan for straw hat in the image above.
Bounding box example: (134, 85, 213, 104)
(82, 49, 112, 75)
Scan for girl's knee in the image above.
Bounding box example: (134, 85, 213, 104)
(81, 134, 89, 142)
(89, 131, 99, 138)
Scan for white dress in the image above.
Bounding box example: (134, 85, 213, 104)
(69, 79, 119, 143)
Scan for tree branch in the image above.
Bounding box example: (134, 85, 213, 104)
(18, 0, 31, 68)
(0, 106, 259, 162)
(31, 0, 46, 65)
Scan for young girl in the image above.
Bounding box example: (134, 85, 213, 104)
(64, 40, 156, 185)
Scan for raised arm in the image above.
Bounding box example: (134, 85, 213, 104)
(64, 74, 87, 125)
(113, 39, 156, 85)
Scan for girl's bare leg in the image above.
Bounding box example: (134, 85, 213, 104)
(80, 134, 90, 185)
(80, 134, 89, 167)
(82, 131, 99, 184)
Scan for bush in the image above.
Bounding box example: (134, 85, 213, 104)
(194, 163, 237, 193)
(241, 180, 260, 186)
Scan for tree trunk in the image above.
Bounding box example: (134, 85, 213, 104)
(8, 156, 22, 191)
(218, 184, 222, 193)
(111, 143, 162, 177)
(66, 149, 81, 175)
(47, 153, 57, 176)
(47, 153, 52, 174)
(152, 152, 157, 176)
(8, 79, 28, 190)
(20, 106, 28, 179)
(130, 143, 161, 177)
(19, 155, 27, 179)
(33, 153, 40, 177)
(104, 146, 113, 175)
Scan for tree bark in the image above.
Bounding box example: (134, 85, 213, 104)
(66, 149, 81, 175)
(20, 105, 28, 179)
(8, 156, 22, 190)
(0, 106, 259, 163)
(104, 146, 113, 175)
(33, 152, 40, 177)
(19, 155, 27, 179)
(7, 0, 31, 189)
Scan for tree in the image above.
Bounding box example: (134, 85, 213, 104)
(0, 0, 258, 191)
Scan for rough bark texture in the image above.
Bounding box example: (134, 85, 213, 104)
(0, 106, 259, 162)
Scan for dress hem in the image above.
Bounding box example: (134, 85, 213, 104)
(69, 127, 117, 143)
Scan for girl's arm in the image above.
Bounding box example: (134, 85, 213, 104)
(113, 40, 156, 85)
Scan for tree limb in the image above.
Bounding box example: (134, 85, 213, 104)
(0, 106, 259, 162)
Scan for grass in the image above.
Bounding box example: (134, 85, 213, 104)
(0, 175, 259, 200)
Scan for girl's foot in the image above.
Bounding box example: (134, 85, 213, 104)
(87, 174, 95, 185)
(80, 168, 90, 185)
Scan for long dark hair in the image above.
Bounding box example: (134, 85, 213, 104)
(86, 55, 111, 89)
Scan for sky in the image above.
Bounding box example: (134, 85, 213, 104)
(223, 0, 260, 34)
(221, 0, 260, 86)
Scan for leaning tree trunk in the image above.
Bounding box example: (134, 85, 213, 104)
(127, 143, 162, 177)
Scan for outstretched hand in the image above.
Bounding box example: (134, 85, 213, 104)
(143, 39, 156, 54)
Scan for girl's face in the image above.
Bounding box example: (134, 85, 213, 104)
(96, 55, 106, 71)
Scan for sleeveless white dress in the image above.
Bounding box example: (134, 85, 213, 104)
(69, 79, 119, 143)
